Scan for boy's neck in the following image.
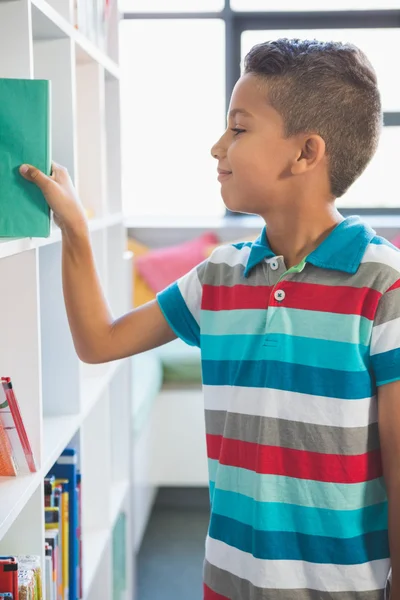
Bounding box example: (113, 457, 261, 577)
(261, 202, 343, 270)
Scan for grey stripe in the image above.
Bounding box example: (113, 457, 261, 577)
(374, 286, 400, 326)
(204, 561, 385, 600)
(205, 410, 379, 455)
(197, 260, 208, 286)
(203, 262, 270, 287)
(290, 263, 398, 293)
(203, 260, 398, 293)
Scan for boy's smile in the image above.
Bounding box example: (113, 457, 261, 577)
(211, 73, 298, 217)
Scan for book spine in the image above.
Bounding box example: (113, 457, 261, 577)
(55, 480, 69, 600)
(46, 80, 52, 178)
(1, 379, 36, 473)
(0, 419, 17, 477)
(77, 473, 82, 599)
(49, 450, 78, 600)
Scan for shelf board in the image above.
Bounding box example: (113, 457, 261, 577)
(31, 0, 120, 79)
(0, 213, 123, 260)
(42, 414, 81, 476)
(0, 475, 41, 539)
(0, 362, 125, 538)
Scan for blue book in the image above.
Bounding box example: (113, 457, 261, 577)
(48, 448, 78, 600)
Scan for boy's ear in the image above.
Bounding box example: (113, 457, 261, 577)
(291, 134, 326, 175)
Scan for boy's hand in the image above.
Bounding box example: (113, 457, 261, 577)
(20, 162, 88, 234)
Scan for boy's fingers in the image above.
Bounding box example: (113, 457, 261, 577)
(20, 164, 54, 192)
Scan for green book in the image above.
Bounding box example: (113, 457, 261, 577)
(0, 78, 51, 238)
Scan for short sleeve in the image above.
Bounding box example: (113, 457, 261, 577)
(370, 279, 400, 386)
(156, 260, 207, 348)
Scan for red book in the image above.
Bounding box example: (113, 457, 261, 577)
(0, 377, 36, 473)
(0, 558, 18, 597)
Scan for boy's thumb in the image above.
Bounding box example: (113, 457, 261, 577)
(20, 164, 53, 192)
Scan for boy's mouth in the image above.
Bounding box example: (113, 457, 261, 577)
(217, 168, 232, 182)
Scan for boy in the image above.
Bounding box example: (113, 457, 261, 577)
(21, 39, 400, 600)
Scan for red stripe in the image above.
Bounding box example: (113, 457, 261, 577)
(202, 284, 272, 310)
(206, 435, 382, 484)
(272, 282, 381, 319)
(202, 282, 381, 319)
(204, 584, 229, 600)
(387, 278, 400, 292)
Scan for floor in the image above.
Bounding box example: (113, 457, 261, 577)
(137, 488, 210, 600)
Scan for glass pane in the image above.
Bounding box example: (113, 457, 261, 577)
(121, 0, 223, 12)
(120, 20, 225, 218)
(338, 126, 400, 209)
(242, 29, 400, 111)
(232, 0, 399, 10)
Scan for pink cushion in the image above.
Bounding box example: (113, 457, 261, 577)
(135, 232, 220, 293)
(392, 234, 400, 248)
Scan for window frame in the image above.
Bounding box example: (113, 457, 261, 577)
(123, 1, 400, 215)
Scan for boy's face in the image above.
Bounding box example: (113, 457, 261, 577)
(211, 73, 300, 215)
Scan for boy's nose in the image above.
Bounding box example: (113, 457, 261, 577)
(211, 138, 224, 160)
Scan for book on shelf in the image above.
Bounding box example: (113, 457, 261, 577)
(73, 0, 113, 52)
(0, 555, 42, 599)
(0, 377, 36, 476)
(0, 78, 51, 238)
(47, 448, 80, 600)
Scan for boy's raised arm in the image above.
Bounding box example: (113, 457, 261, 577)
(20, 162, 176, 363)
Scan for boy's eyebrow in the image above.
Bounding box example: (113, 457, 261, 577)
(228, 108, 253, 119)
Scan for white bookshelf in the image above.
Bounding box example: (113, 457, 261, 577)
(0, 0, 134, 598)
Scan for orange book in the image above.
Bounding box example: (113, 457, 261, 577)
(0, 420, 17, 476)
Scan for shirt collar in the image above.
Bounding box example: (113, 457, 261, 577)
(244, 216, 376, 278)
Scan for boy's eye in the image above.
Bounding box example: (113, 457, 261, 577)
(231, 128, 246, 137)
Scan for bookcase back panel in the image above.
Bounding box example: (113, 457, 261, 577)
(33, 37, 77, 181)
(0, 249, 42, 465)
(75, 56, 107, 218)
(39, 242, 81, 417)
(105, 76, 122, 215)
(0, 0, 33, 78)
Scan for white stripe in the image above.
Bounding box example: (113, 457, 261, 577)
(56, 455, 77, 465)
(178, 266, 202, 325)
(362, 243, 400, 273)
(371, 316, 400, 356)
(209, 244, 251, 268)
(203, 385, 377, 427)
(206, 537, 390, 592)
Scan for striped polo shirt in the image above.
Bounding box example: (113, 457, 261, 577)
(157, 216, 400, 600)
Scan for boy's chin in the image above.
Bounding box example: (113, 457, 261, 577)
(221, 191, 257, 216)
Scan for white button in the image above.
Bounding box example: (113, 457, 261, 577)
(274, 289, 285, 302)
(270, 260, 279, 271)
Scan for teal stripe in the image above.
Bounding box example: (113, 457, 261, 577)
(211, 488, 388, 538)
(201, 308, 372, 346)
(208, 461, 387, 510)
(201, 333, 369, 372)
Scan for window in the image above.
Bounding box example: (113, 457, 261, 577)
(120, 19, 225, 218)
(120, 0, 224, 13)
(242, 29, 400, 111)
(231, 0, 400, 10)
(343, 127, 399, 209)
(242, 29, 400, 209)
(122, 1, 400, 215)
